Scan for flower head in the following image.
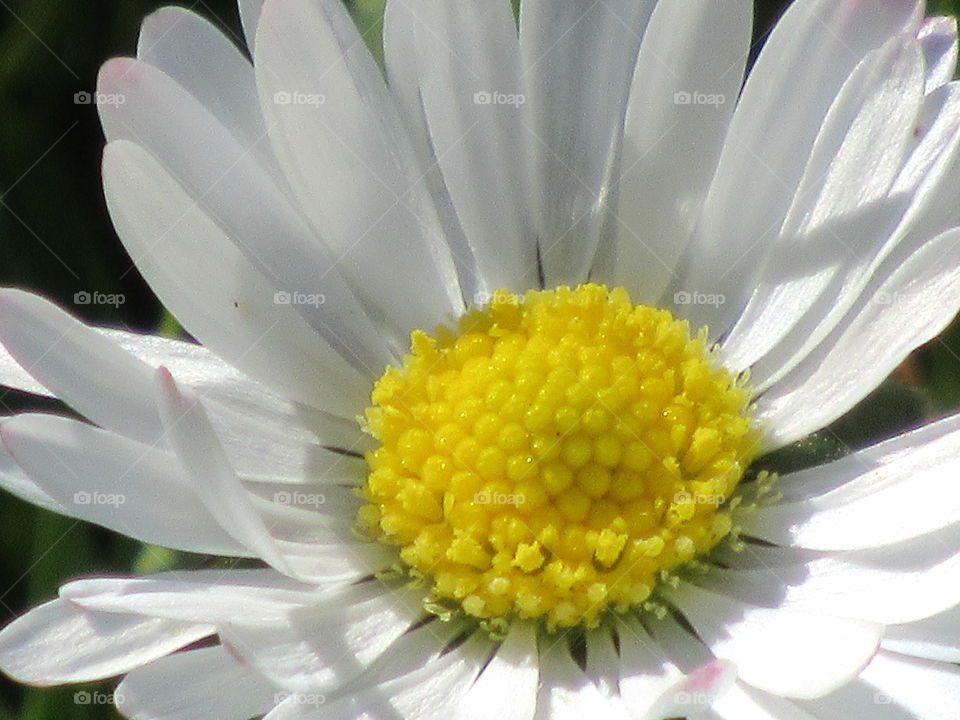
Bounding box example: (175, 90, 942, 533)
(3, 0, 960, 718)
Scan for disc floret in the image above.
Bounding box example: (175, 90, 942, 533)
(359, 284, 758, 628)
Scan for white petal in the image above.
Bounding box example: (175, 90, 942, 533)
(654, 663, 739, 720)
(136, 6, 280, 177)
(710, 541, 809, 573)
(584, 628, 620, 701)
(286, 633, 492, 720)
(410, 0, 537, 293)
(744, 413, 960, 549)
(381, 0, 440, 179)
(0, 420, 64, 513)
(0, 469, 61, 514)
(454, 621, 538, 720)
(721, 36, 925, 372)
(0, 599, 211, 686)
(891, 81, 960, 203)
(157, 367, 386, 580)
(533, 640, 630, 720)
(615, 617, 686, 715)
(331, 613, 471, 698)
(247, 482, 362, 527)
(774, 410, 960, 502)
(757, 226, 960, 449)
(114, 647, 278, 720)
(261, 695, 326, 719)
(727, 79, 960, 390)
(665, 584, 881, 699)
(380, 0, 481, 303)
(0, 294, 364, 484)
(366, 635, 493, 720)
(99, 58, 392, 374)
(155, 368, 300, 574)
(882, 603, 960, 663)
(806, 651, 960, 720)
(254, 0, 464, 338)
(613, 0, 751, 304)
(60, 570, 322, 626)
(116, 646, 279, 720)
(782, 38, 923, 240)
(712, 682, 820, 720)
(677, 0, 922, 333)
(920, 17, 959, 92)
(189, 483, 361, 549)
(382, 0, 424, 140)
(102, 139, 370, 415)
(0, 338, 49, 396)
(888, 90, 960, 254)
(612, 615, 735, 720)
(220, 584, 440, 694)
(102, 329, 370, 481)
(645, 610, 717, 673)
(0, 413, 249, 555)
(519, 0, 657, 286)
(0, 290, 161, 443)
(796, 680, 913, 720)
(700, 523, 960, 625)
(238, 0, 265, 53)
(719, 196, 909, 375)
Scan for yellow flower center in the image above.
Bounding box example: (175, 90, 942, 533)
(358, 284, 758, 628)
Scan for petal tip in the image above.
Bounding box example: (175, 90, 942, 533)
(97, 57, 143, 98)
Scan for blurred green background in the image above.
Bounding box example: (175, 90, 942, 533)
(0, 0, 959, 717)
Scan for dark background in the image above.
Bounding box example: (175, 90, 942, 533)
(0, 1, 958, 717)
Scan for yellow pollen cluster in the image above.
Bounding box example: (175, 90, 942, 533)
(358, 284, 758, 628)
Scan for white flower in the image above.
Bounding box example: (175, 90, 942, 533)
(2, 0, 960, 718)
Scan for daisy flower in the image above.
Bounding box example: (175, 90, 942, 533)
(3, 0, 960, 717)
